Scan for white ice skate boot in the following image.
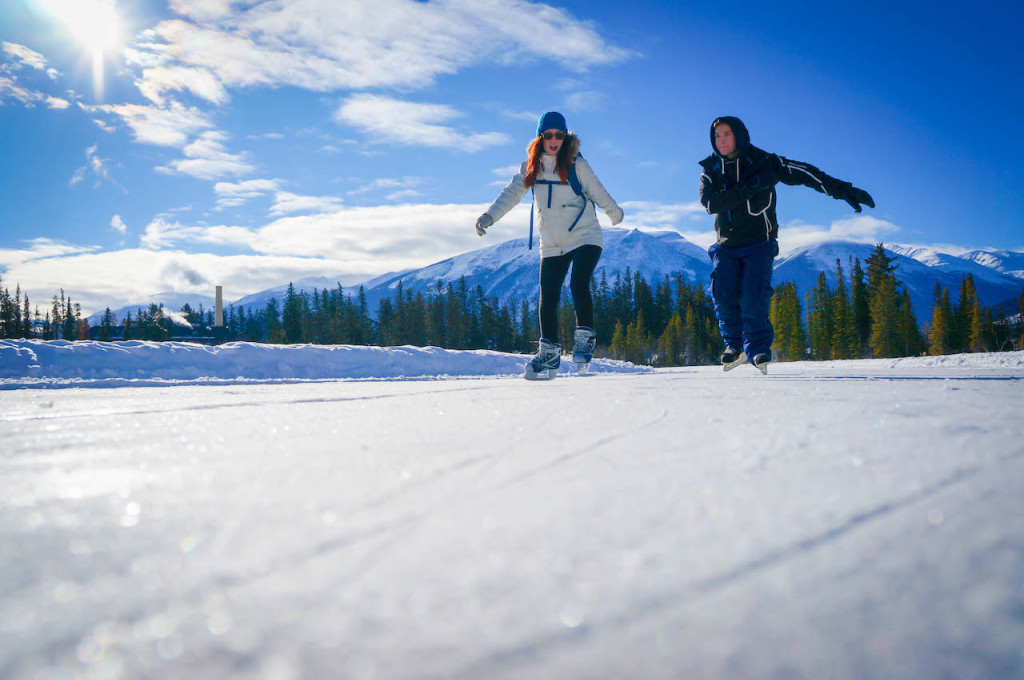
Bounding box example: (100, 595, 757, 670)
(524, 338, 561, 381)
(571, 326, 596, 371)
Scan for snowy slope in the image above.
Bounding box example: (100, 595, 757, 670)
(2, 346, 1023, 679)
(959, 249, 1024, 280)
(0, 339, 649, 386)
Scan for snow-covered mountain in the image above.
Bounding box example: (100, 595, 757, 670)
(85, 292, 216, 326)
(229, 273, 387, 314)
(775, 242, 1024, 319)
(94, 233, 1023, 326)
(350, 227, 713, 314)
(959, 249, 1024, 280)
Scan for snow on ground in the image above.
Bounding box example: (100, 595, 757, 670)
(2, 341, 1024, 679)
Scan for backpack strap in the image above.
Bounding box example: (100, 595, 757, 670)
(527, 153, 589, 249)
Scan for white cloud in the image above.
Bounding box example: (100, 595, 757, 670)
(84, 101, 214, 147)
(0, 238, 99, 270)
(69, 144, 123, 190)
(135, 65, 228, 105)
(347, 176, 423, 199)
(335, 94, 510, 150)
(270, 192, 344, 216)
(111, 215, 128, 233)
(129, 1, 630, 102)
(776, 215, 901, 255)
(136, 202, 530, 272)
(0, 75, 66, 108)
(158, 131, 255, 179)
(2, 42, 50, 72)
(1, 246, 377, 317)
(213, 178, 281, 209)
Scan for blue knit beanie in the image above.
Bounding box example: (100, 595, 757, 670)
(536, 111, 567, 137)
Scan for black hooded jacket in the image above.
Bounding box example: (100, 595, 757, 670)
(699, 116, 856, 248)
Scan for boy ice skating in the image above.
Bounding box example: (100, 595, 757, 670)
(699, 116, 874, 373)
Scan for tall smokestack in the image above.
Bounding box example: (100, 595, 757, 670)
(215, 285, 224, 327)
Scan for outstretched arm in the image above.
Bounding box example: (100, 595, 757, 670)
(575, 156, 623, 225)
(477, 162, 530, 235)
(772, 155, 874, 212)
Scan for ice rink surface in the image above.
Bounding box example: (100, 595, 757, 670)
(2, 350, 1024, 679)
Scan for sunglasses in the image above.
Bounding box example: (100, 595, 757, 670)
(541, 131, 565, 140)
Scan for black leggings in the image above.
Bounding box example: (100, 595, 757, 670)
(538, 244, 602, 342)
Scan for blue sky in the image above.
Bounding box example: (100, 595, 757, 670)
(1, 0, 1022, 315)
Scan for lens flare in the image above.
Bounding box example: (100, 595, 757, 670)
(35, 0, 121, 99)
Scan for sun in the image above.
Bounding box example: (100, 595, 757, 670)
(35, 0, 121, 99)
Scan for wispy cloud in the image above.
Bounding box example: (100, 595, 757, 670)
(69, 144, 124, 191)
(136, 202, 527, 269)
(111, 215, 128, 234)
(130, 1, 629, 100)
(270, 191, 344, 216)
(84, 101, 214, 147)
(213, 178, 281, 209)
(135, 65, 228, 105)
(335, 94, 510, 150)
(776, 215, 902, 255)
(348, 176, 423, 201)
(0, 75, 69, 108)
(157, 131, 255, 180)
(2, 41, 59, 79)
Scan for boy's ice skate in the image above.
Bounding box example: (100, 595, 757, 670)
(721, 348, 746, 372)
(571, 326, 596, 371)
(753, 353, 771, 375)
(524, 338, 561, 381)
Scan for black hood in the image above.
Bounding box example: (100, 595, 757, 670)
(710, 116, 750, 157)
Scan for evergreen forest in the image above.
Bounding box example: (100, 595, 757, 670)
(3, 245, 1023, 366)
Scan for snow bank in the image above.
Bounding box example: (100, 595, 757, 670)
(0, 339, 650, 387)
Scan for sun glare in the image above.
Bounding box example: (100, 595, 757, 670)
(36, 0, 121, 99)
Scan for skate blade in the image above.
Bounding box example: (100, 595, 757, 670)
(524, 368, 558, 381)
(573, 359, 591, 372)
(722, 352, 747, 372)
(755, 361, 769, 375)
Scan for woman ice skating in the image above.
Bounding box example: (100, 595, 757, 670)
(699, 116, 874, 374)
(476, 111, 624, 380)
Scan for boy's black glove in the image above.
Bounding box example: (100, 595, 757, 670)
(843, 187, 874, 213)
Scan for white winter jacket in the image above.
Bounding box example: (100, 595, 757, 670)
(485, 150, 623, 258)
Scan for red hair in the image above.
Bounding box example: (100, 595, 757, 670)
(523, 135, 572, 189)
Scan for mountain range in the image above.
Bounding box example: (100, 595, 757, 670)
(89, 228, 1024, 326)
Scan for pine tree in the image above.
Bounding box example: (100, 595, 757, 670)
(265, 298, 284, 343)
(951, 274, 981, 353)
(656, 313, 684, 366)
(831, 260, 856, 359)
(770, 281, 806, 361)
(869, 275, 900, 357)
(610, 320, 627, 360)
(807, 272, 833, 360)
(98, 308, 116, 341)
(927, 284, 951, 356)
(896, 288, 924, 356)
(282, 283, 305, 344)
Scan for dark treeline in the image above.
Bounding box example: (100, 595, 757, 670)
(3, 243, 1023, 365)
